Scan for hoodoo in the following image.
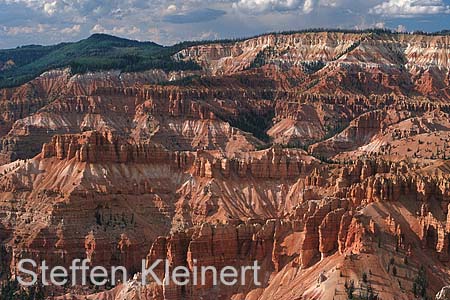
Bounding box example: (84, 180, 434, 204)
(0, 30, 450, 300)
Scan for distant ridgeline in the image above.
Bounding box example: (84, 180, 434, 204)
(0, 33, 201, 88)
(0, 29, 449, 89)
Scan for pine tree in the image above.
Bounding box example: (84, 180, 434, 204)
(345, 280, 355, 299)
(413, 265, 428, 298)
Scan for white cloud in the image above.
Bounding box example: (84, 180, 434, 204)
(370, 0, 450, 17)
(127, 26, 141, 35)
(1, 25, 34, 35)
(91, 24, 141, 36)
(196, 31, 219, 40)
(167, 4, 177, 13)
(396, 24, 407, 32)
(374, 22, 386, 28)
(3, 0, 149, 17)
(60, 24, 81, 35)
(90, 24, 106, 34)
(43, 1, 56, 15)
(4, 0, 67, 14)
(232, 0, 315, 14)
(318, 0, 339, 7)
(303, 0, 314, 13)
(1, 23, 48, 35)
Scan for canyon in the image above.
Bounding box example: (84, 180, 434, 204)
(0, 30, 450, 299)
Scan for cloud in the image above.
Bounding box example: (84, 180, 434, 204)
(4, 0, 72, 15)
(374, 22, 386, 28)
(232, 0, 316, 14)
(90, 24, 106, 34)
(166, 4, 177, 13)
(90, 24, 141, 36)
(60, 24, 81, 35)
(195, 31, 220, 40)
(2, 0, 152, 18)
(2, 25, 34, 35)
(370, 0, 450, 17)
(163, 8, 226, 23)
(1, 23, 47, 35)
(43, 1, 57, 15)
(0, 0, 449, 49)
(318, 0, 339, 7)
(396, 24, 407, 32)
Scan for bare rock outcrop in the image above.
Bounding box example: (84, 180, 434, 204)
(437, 286, 450, 300)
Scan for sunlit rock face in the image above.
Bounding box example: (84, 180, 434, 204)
(1, 31, 450, 300)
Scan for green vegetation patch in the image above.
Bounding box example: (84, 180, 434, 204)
(0, 34, 200, 88)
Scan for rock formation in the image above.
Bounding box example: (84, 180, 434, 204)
(1, 31, 450, 300)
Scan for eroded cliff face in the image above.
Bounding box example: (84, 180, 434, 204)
(175, 32, 450, 98)
(1, 94, 242, 164)
(1, 31, 450, 300)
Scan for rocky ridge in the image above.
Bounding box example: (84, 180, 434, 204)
(1, 31, 450, 300)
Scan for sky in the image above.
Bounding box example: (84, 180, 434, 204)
(0, 0, 449, 48)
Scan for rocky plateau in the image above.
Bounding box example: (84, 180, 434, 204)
(0, 31, 450, 300)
